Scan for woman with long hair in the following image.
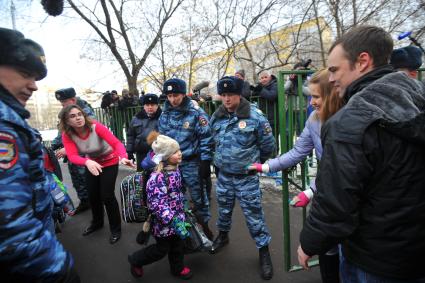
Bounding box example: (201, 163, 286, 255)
(59, 104, 134, 244)
(249, 69, 343, 283)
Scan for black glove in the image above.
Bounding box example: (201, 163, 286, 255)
(199, 160, 211, 179)
(250, 84, 263, 95)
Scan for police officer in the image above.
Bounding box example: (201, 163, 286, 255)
(126, 93, 162, 171)
(51, 87, 95, 214)
(0, 27, 80, 282)
(390, 45, 423, 79)
(159, 78, 214, 240)
(210, 76, 276, 280)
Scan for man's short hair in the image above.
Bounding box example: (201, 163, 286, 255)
(259, 70, 271, 77)
(329, 25, 393, 68)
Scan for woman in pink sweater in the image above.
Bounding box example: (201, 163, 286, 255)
(59, 104, 134, 244)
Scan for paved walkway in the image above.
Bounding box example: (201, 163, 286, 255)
(57, 164, 321, 283)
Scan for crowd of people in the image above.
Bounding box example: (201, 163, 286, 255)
(1, 23, 425, 283)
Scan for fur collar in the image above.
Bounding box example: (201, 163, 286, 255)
(213, 97, 251, 119)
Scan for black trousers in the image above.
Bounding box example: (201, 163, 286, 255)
(129, 235, 184, 275)
(85, 164, 121, 234)
(319, 254, 340, 283)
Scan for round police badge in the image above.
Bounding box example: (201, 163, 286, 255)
(0, 132, 18, 170)
(183, 121, 190, 129)
(238, 121, 246, 129)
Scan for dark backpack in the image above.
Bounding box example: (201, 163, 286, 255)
(119, 172, 149, 223)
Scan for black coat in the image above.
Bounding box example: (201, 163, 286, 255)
(126, 108, 162, 159)
(300, 66, 425, 280)
(257, 75, 278, 127)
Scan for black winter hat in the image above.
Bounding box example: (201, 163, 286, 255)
(141, 93, 159, 105)
(390, 46, 423, 70)
(217, 76, 243, 95)
(55, 88, 76, 101)
(0, 28, 47, 80)
(163, 78, 187, 95)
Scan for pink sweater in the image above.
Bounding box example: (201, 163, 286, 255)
(62, 121, 127, 167)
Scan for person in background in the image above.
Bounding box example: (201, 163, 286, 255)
(126, 93, 162, 171)
(0, 27, 80, 283)
(210, 76, 276, 280)
(59, 104, 134, 244)
(52, 87, 95, 214)
(249, 69, 343, 283)
(298, 25, 425, 282)
(251, 70, 280, 149)
(159, 78, 214, 240)
(128, 135, 193, 280)
(390, 45, 423, 79)
(235, 69, 252, 100)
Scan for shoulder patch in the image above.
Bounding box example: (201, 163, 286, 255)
(199, 117, 208, 127)
(263, 123, 273, 135)
(0, 132, 18, 169)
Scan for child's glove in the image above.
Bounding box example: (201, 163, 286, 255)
(247, 163, 270, 173)
(172, 217, 191, 239)
(290, 188, 314, 207)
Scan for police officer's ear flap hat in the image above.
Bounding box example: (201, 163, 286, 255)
(0, 27, 47, 81)
(217, 76, 243, 95)
(141, 93, 159, 105)
(55, 88, 76, 101)
(163, 78, 187, 95)
(390, 46, 423, 70)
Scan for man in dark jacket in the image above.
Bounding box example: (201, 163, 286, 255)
(126, 93, 161, 171)
(298, 25, 425, 282)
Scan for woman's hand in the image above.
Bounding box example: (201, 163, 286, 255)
(120, 157, 136, 169)
(247, 163, 270, 173)
(55, 148, 67, 159)
(85, 160, 103, 176)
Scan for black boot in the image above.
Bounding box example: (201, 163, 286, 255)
(210, 231, 229, 254)
(259, 245, 273, 280)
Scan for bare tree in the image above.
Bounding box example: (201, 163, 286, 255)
(67, 0, 184, 95)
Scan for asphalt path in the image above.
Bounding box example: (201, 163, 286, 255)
(57, 163, 321, 283)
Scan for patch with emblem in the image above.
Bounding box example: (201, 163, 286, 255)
(264, 123, 272, 134)
(199, 117, 208, 127)
(239, 121, 247, 129)
(55, 93, 61, 100)
(167, 85, 173, 91)
(183, 121, 190, 129)
(0, 132, 18, 170)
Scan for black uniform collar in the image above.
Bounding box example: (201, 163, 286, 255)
(0, 85, 30, 119)
(214, 97, 250, 119)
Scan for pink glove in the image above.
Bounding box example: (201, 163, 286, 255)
(252, 163, 263, 172)
(290, 188, 313, 207)
(248, 163, 270, 173)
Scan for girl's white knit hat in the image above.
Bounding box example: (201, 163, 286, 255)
(152, 135, 180, 161)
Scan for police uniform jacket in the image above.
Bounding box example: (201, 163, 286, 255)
(159, 96, 213, 161)
(210, 97, 276, 175)
(0, 86, 72, 282)
(300, 66, 425, 280)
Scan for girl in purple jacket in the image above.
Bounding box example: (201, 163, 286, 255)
(128, 135, 193, 280)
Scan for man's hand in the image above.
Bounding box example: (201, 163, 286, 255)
(85, 159, 103, 176)
(55, 148, 66, 159)
(297, 245, 311, 270)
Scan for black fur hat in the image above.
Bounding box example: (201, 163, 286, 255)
(163, 78, 187, 95)
(390, 46, 423, 70)
(0, 28, 47, 80)
(55, 88, 76, 101)
(217, 76, 243, 95)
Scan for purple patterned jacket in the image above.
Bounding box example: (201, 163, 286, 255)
(147, 169, 186, 237)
